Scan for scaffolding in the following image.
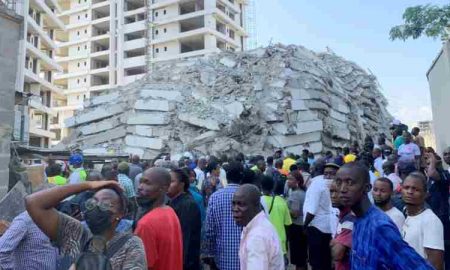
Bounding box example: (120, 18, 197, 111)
(245, 0, 257, 50)
(144, 0, 153, 75)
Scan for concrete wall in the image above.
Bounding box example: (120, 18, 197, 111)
(427, 40, 450, 155)
(0, 7, 23, 198)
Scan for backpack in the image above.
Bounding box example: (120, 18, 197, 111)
(73, 233, 132, 270)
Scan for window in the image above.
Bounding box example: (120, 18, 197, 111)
(164, 46, 167, 51)
(78, 15, 80, 20)
(78, 0, 80, 3)
(84, 61, 87, 66)
(84, 78, 87, 83)
(77, 46, 80, 51)
(85, 13, 88, 18)
(84, 29, 87, 34)
(155, 29, 159, 35)
(155, 48, 159, 53)
(84, 45, 87, 49)
(77, 63, 80, 67)
(164, 28, 167, 33)
(163, 10, 166, 15)
(155, 11, 158, 17)
(77, 31, 80, 36)
(77, 79, 80, 84)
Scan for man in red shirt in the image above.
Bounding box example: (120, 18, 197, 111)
(135, 167, 183, 270)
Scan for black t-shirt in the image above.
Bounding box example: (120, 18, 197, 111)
(427, 169, 450, 222)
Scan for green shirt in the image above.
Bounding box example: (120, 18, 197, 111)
(394, 136, 405, 150)
(262, 195, 292, 254)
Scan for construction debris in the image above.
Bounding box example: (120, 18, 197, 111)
(62, 44, 392, 159)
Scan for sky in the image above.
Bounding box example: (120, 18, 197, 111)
(255, 0, 448, 127)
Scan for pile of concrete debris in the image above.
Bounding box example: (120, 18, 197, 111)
(62, 44, 392, 159)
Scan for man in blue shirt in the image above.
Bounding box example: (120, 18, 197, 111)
(335, 162, 434, 270)
(202, 161, 243, 270)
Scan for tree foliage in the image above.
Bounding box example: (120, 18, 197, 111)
(390, 4, 450, 41)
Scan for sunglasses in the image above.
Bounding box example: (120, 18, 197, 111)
(84, 198, 113, 212)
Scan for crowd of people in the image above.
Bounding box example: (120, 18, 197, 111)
(0, 122, 449, 270)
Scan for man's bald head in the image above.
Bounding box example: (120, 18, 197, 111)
(143, 167, 171, 187)
(237, 184, 261, 206)
(232, 184, 262, 226)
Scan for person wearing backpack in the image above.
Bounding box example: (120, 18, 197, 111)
(25, 180, 147, 270)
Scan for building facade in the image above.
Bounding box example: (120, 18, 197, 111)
(2, 0, 66, 148)
(416, 120, 436, 150)
(53, 0, 247, 145)
(427, 40, 450, 155)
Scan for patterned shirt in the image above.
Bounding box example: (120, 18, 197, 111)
(56, 212, 147, 270)
(118, 173, 136, 198)
(0, 211, 58, 270)
(202, 183, 241, 270)
(351, 205, 434, 270)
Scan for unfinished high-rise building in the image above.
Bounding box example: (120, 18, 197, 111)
(2, 0, 66, 148)
(53, 0, 248, 145)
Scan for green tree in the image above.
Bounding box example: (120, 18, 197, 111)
(389, 4, 450, 41)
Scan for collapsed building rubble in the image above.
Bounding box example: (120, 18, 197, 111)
(62, 44, 392, 159)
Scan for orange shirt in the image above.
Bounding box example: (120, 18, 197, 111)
(135, 207, 183, 270)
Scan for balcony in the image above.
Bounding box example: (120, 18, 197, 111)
(29, 123, 56, 139)
(58, 3, 89, 17)
(54, 70, 89, 80)
(214, 8, 245, 34)
(27, 16, 57, 49)
(124, 20, 146, 33)
(150, 0, 179, 9)
(30, 0, 65, 29)
(26, 42, 62, 72)
(124, 55, 146, 69)
(29, 98, 57, 116)
(124, 38, 146, 51)
(24, 68, 65, 96)
(90, 84, 110, 92)
(152, 47, 220, 63)
(151, 27, 208, 45)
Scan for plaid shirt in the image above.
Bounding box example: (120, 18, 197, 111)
(202, 184, 241, 270)
(351, 206, 434, 270)
(0, 211, 58, 270)
(118, 173, 136, 198)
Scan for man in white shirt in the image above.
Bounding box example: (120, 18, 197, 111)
(401, 172, 444, 270)
(372, 177, 405, 230)
(303, 168, 333, 270)
(372, 148, 384, 176)
(232, 184, 284, 270)
(194, 158, 207, 190)
(397, 132, 421, 170)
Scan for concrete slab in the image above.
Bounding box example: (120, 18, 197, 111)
(125, 135, 164, 150)
(179, 113, 220, 131)
(219, 57, 237, 68)
(294, 120, 323, 134)
(267, 132, 322, 148)
(291, 99, 307, 111)
(140, 90, 182, 101)
(126, 113, 169, 125)
(134, 99, 171, 112)
(80, 126, 127, 146)
(80, 118, 119, 135)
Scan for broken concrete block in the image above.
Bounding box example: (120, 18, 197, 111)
(140, 90, 182, 101)
(126, 113, 169, 125)
(74, 104, 123, 126)
(224, 101, 244, 118)
(125, 135, 164, 150)
(330, 109, 347, 122)
(178, 113, 220, 131)
(270, 80, 286, 88)
(294, 120, 323, 134)
(267, 132, 322, 148)
(219, 57, 236, 68)
(134, 99, 171, 112)
(80, 118, 119, 135)
(291, 99, 307, 111)
(297, 111, 318, 122)
(89, 92, 120, 106)
(80, 126, 127, 146)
